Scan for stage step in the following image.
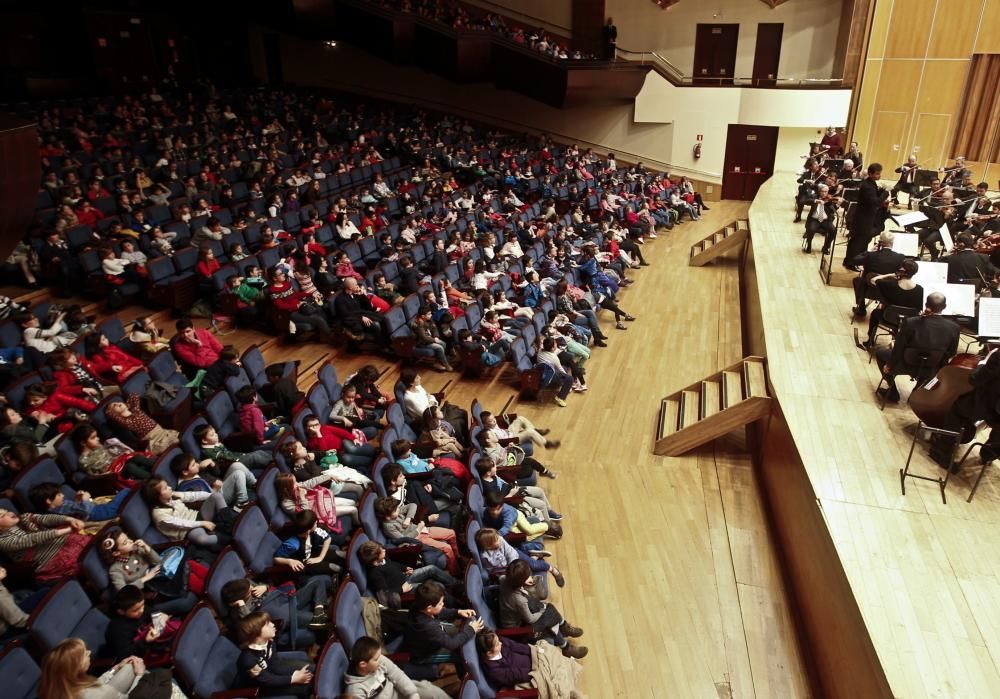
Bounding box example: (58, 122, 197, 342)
(654, 355, 772, 457)
(689, 220, 749, 267)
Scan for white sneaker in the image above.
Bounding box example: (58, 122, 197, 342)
(648, 232, 658, 239)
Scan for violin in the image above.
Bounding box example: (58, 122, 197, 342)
(908, 353, 979, 427)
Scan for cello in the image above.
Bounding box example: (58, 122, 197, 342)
(908, 353, 979, 427)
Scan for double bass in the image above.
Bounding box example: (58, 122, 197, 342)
(908, 353, 979, 427)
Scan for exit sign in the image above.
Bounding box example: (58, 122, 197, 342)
(696, 134, 703, 141)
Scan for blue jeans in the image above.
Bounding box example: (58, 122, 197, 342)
(547, 370, 573, 400)
(517, 549, 550, 574)
(221, 462, 258, 507)
(90, 488, 132, 520)
(408, 564, 457, 587)
(340, 439, 376, 469)
(264, 423, 285, 440)
(153, 591, 199, 616)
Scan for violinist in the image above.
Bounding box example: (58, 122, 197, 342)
(875, 292, 960, 404)
(944, 232, 996, 286)
(802, 183, 840, 254)
(794, 160, 822, 223)
(892, 155, 920, 210)
(942, 156, 971, 188)
(861, 259, 923, 349)
(838, 159, 858, 182)
(972, 202, 1000, 264)
(849, 230, 905, 316)
(932, 347, 1000, 471)
(845, 141, 864, 173)
(844, 163, 889, 268)
(970, 182, 994, 219)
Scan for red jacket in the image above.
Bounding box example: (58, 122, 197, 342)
(196, 259, 221, 279)
(172, 328, 223, 369)
(306, 423, 357, 453)
(52, 367, 103, 397)
(268, 281, 310, 313)
(238, 403, 267, 443)
(85, 345, 144, 384)
(28, 390, 97, 425)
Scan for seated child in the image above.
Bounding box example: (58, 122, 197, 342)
(236, 611, 314, 697)
(28, 481, 130, 521)
(373, 496, 459, 575)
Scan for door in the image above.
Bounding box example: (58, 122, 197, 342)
(752, 23, 783, 87)
(694, 24, 739, 85)
(867, 110, 909, 175)
(722, 125, 779, 200)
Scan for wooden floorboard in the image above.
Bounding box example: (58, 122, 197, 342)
(750, 174, 1000, 698)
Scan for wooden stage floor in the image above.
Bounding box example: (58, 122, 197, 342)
(751, 174, 1000, 698)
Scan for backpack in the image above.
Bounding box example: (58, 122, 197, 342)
(143, 380, 179, 412)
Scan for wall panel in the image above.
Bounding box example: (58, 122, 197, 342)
(852, 0, 1000, 183)
(927, 0, 983, 58)
(974, 0, 1000, 52)
(868, 110, 909, 168)
(910, 113, 952, 166)
(884, 0, 935, 58)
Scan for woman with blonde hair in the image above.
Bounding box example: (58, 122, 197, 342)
(39, 637, 145, 699)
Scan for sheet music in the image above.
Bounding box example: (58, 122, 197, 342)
(891, 232, 920, 256)
(979, 297, 1000, 337)
(939, 223, 953, 252)
(893, 211, 929, 227)
(965, 199, 977, 219)
(913, 261, 948, 287)
(922, 282, 976, 317)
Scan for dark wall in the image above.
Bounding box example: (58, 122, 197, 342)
(0, 117, 41, 262)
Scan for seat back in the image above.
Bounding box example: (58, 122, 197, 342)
(313, 638, 349, 699)
(119, 488, 169, 545)
(306, 384, 331, 422)
(901, 347, 948, 381)
(459, 677, 484, 699)
(358, 490, 387, 546)
(372, 457, 391, 497)
(461, 637, 497, 699)
(241, 345, 267, 386)
(232, 504, 282, 574)
(173, 604, 241, 699)
(346, 530, 370, 596)
(466, 483, 485, 525)
(387, 402, 406, 430)
(318, 362, 340, 402)
(148, 349, 181, 382)
(203, 548, 248, 618)
(0, 643, 40, 699)
(12, 457, 73, 512)
(332, 579, 366, 650)
(29, 580, 109, 654)
(255, 466, 289, 530)
(292, 408, 314, 444)
(205, 390, 240, 438)
(464, 562, 499, 630)
(471, 398, 484, 427)
(465, 519, 489, 584)
(180, 416, 209, 458)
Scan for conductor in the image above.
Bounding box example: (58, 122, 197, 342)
(844, 163, 889, 268)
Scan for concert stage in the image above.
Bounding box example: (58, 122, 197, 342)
(746, 174, 1000, 699)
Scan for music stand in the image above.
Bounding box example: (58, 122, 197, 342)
(916, 169, 938, 187)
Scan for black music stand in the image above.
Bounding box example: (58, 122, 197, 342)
(916, 169, 938, 187)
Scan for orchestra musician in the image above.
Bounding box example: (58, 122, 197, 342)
(944, 232, 996, 287)
(874, 292, 960, 404)
(849, 230, 905, 317)
(972, 202, 1000, 261)
(820, 126, 843, 157)
(845, 141, 863, 173)
(942, 155, 971, 188)
(838, 159, 858, 182)
(931, 347, 1000, 471)
(861, 259, 923, 349)
(802, 183, 840, 254)
(794, 160, 822, 223)
(844, 163, 889, 268)
(892, 155, 920, 209)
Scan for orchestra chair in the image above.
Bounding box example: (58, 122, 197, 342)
(862, 305, 920, 357)
(952, 440, 994, 503)
(900, 419, 961, 504)
(875, 347, 946, 411)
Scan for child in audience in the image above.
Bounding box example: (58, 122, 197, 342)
(302, 413, 376, 471)
(374, 496, 459, 575)
(391, 438, 466, 492)
(273, 510, 344, 575)
(236, 385, 286, 445)
(329, 385, 382, 439)
(141, 477, 229, 548)
(105, 585, 176, 664)
(345, 636, 450, 699)
(72, 422, 156, 481)
(98, 526, 201, 614)
(0, 507, 89, 582)
(357, 539, 456, 609)
(170, 451, 256, 510)
(221, 576, 329, 649)
(28, 481, 131, 521)
(476, 526, 564, 588)
(402, 581, 483, 679)
(498, 560, 586, 658)
(482, 489, 553, 547)
(235, 611, 313, 697)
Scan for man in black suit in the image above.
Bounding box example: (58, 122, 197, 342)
(875, 292, 960, 403)
(331, 277, 389, 347)
(844, 163, 889, 268)
(849, 230, 905, 316)
(945, 233, 996, 287)
(602, 17, 618, 60)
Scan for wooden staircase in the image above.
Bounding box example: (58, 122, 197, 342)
(689, 219, 749, 266)
(654, 355, 771, 456)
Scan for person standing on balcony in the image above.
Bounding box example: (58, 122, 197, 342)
(603, 17, 617, 60)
